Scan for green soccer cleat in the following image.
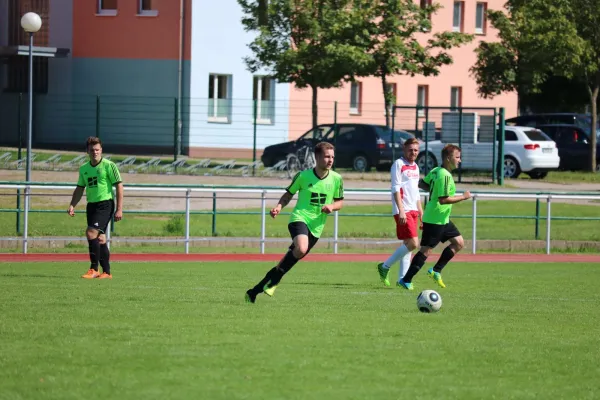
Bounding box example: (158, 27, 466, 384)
(245, 290, 257, 304)
(263, 284, 278, 297)
(377, 263, 391, 286)
(397, 279, 414, 291)
(427, 268, 446, 288)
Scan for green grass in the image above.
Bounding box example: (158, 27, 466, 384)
(1, 261, 599, 399)
(517, 170, 600, 184)
(1, 198, 599, 242)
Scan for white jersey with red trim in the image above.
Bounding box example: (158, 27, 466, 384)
(390, 157, 420, 214)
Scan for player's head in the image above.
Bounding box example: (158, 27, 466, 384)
(86, 136, 102, 163)
(314, 142, 335, 170)
(441, 144, 461, 170)
(403, 138, 420, 163)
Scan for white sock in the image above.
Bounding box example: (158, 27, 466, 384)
(384, 244, 410, 269)
(399, 251, 412, 282)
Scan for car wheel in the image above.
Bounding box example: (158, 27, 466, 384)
(416, 152, 437, 172)
(503, 156, 521, 179)
(527, 171, 548, 179)
(285, 154, 300, 178)
(353, 154, 371, 172)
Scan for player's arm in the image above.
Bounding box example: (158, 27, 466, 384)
(114, 182, 124, 221)
(438, 191, 471, 204)
(68, 186, 85, 216)
(270, 191, 294, 218)
(391, 161, 406, 222)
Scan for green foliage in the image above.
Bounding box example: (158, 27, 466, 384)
(163, 215, 184, 235)
(362, 0, 473, 126)
(238, 0, 373, 126)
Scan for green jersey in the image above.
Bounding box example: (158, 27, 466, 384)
(422, 167, 455, 225)
(77, 158, 122, 203)
(286, 169, 344, 238)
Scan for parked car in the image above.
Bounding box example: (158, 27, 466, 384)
(506, 113, 600, 136)
(261, 124, 416, 172)
(416, 126, 560, 179)
(536, 124, 600, 171)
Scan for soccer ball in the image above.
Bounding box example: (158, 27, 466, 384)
(417, 290, 442, 313)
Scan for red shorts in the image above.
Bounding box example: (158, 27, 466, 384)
(394, 211, 420, 240)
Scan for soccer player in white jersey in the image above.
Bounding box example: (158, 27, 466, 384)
(377, 138, 423, 287)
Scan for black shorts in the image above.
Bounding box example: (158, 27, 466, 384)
(86, 200, 115, 234)
(420, 221, 461, 248)
(288, 222, 319, 254)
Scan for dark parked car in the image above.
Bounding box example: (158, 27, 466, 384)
(506, 113, 600, 135)
(536, 125, 600, 171)
(261, 124, 416, 172)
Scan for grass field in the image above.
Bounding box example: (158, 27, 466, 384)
(1, 261, 599, 399)
(1, 198, 598, 242)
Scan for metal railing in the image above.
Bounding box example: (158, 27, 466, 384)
(1, 182, 599, 255)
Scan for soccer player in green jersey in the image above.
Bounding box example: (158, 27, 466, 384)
(67, 137, 123, 279)
(245, 142, 344, 303)
(398, 144, 471, 290)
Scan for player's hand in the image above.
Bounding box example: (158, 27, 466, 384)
(114, 209, 123, 222)
(270, 205, 282, 218)
(321, 204, 334, 214)
(398, 211, 407, 225)
(67, 205, 75, 217)
(463, 191, 472, 200)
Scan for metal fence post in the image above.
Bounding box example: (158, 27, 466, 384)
(16, 189, 21, 234)
(391, 106, 396, 162)
(546, 195, 552, 254)
(95, 95, 101, 139)
(458, 107, 463, 183)
(212, 192, 217, 236)
(471, 195, 477, 254)
(535, 197, 540, 240)
(333, 101, 338, 170)
(498, 108, 506, 185)
(260, 190, 266, 254)
(185, 189, 191, 254)
(173, 97, 178, 162)
(22, 185, 30, 254)
(492, 108, 497, 182)
(333, 210, 339, 254)
(106, 221, 111, 250)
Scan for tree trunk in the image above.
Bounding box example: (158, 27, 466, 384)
(589, 84, 598, 172)
(311, 85, 318, 129)
(382, 73, 390, 128)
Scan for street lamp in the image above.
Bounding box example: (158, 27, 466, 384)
(20, 12, 41, 254)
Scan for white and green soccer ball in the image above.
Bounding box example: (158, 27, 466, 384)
(417, 289, 442, 313)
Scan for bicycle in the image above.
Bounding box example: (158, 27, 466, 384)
(286, 145, 316, 178)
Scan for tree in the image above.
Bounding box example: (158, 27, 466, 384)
(238, 0, 373, 128)
(523, 0, 599, 171)
(470, 3, 548, 115)
(363, 0, 473, 128)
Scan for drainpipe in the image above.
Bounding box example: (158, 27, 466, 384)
(176, 0, 185, 157)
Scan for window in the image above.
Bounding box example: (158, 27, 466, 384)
(524, 130, 552, 141)
(208, 74, 232, 123)
(450, 86, 462, 110)
(138, 0, 158, 16)
(417, 85, 428, 116)
(475, 3, 487, 35)
(453, 1, 464, 32)
(350, 82, 362, 115)
(253, 76, 275, 124)
(505, 130, 518, 141)
(97, 0, 117, 16)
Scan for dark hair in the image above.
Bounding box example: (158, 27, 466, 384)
(86, 136, 102, 150)
(315, 141, 334, 156)
(404, 138, 420, 147)
(442, 144, 461, 160)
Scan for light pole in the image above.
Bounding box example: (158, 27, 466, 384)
(20, 12, 42, 254)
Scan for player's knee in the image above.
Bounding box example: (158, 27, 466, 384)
(453, 236, 465, 250)
(86, 229, 98, 240)
(97, 234, 106, 245)
(405, 238, 418, 251)
(292, 246, 308, 259)
(419, 246, 433, 257)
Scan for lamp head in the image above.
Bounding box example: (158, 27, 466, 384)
(21, 12, 42, 33)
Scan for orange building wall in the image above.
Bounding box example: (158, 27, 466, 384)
(288, 0, 518, 139)
(72, 0, 191, 60)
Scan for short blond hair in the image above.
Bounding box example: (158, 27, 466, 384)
(315, 141, 334, 156)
